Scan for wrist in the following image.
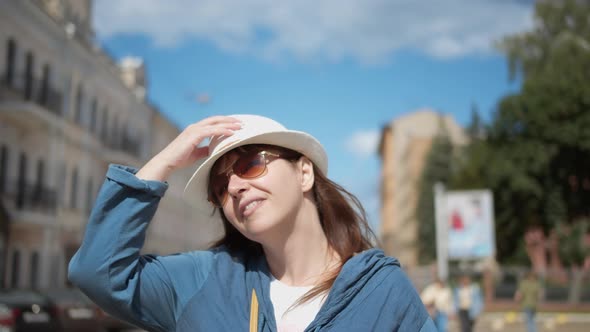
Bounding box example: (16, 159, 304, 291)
(136, 159, 174, 182)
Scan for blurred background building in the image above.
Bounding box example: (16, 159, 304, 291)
(0, 0, 221, 290)
(379, 109, 469, 269)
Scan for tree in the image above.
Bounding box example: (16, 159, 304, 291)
(452, 0, 590, 264)
(467, 103, 485, 140)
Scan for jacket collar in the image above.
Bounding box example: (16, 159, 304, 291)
(246, 248, 398, 331)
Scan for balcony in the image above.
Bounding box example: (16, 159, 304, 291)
(103, 131, 143, 159)
(1, 71, 63, 116)
(0, 71, 24, 99)
(0, 180, 57, 215)
(36, 83, 63, 115)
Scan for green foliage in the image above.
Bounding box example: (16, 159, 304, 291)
(416, 117, 454, 264)
(467, 103, 485, 139)
(555, 219, 590, 267)
(452, 0, 590, 264)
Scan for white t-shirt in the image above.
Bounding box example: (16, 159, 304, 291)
(458, 286, 472, 310)
(270, 277, 325, 332)
(420, 283, 452, 314)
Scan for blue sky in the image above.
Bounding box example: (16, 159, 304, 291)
(93, 0, 533, 232)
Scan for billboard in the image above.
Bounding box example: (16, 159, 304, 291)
(445, 190, 495, 259)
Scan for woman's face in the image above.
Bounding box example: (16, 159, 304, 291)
(210, 146, 314, 243)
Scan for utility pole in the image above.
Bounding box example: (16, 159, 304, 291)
(434, 182, 448, 281)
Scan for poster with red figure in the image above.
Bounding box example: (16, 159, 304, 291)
(445, 190, 495, 259)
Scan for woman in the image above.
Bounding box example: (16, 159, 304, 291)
(69, 114, 435, 332)
(453, 275, 483, 332)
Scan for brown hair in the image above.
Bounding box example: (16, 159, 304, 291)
(209, 144, 376, 303)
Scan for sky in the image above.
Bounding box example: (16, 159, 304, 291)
(92, 0, 534, 232)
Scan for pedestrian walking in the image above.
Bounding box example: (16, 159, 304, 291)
(514, 270, 542, 332)
(421, 278, 453, 332)
(68, 114, 436, 331)
(453, 274, 483, 332)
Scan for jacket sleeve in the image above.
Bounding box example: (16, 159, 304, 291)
(68, 164, 213, 332)
(419, 317, 438, 332)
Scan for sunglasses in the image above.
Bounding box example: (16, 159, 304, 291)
(208, 150, 282, 207)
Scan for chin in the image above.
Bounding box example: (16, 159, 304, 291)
(241, 217, 283, 241)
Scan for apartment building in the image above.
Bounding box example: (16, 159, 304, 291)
(0, 0, 221, 289)
(379, 109, 468, 269)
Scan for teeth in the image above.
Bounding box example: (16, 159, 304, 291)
(245, 200, 261, 211)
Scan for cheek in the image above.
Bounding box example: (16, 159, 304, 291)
(267, 168, 303, 203)
(221, 206, 238, 224)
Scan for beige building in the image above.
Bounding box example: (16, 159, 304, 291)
(0, 0, 221, 289)
(379, 109, 468, 269)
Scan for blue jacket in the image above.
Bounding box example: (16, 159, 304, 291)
(68, 165, 436, 332)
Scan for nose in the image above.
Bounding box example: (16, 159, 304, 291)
(226, 174, 250, 200)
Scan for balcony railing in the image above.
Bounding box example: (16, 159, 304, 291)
(103, 131, 143, 159)
(1, 71, 63, 116)
(0, 180, 57, 215)
(1, 71, 24, 97)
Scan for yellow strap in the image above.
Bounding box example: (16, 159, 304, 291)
(249, 289, 259, 332)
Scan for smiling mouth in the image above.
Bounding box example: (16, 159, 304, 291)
(242, 200, 264, 217)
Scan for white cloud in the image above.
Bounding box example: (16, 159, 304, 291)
(345, 129, 380, 158)
(93, 0, 534, 63)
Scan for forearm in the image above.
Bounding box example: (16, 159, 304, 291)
(136, 155, 175, 182)
(68, 164, 168, 323)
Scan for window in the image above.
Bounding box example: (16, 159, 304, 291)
(74, 84, 83, 124)
(70, 168, 78, 209)
(0, 145, 7, 193)
(39, 63, 50, 105)
(49, 254, 62, 288)
(112, 116, 119, 147)
(30, 252, 39, 289)
(16, 153, 27, 209)
(4, 38, 16, 85)
(85, 177, 93, 215)
(57, 163, 66, 207)
(90, 98, 97, 132)
(34, 159, 45, 203)
(24, 51, 34, 100)
(101, 109, 109, 142)
(10, 250, 20, 288)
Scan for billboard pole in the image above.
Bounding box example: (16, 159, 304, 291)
(434, 182, 448, 281)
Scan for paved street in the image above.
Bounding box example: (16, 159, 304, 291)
(454, 312, 590, 332)
(125, 312, 590, 332)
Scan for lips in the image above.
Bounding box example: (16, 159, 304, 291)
(239, 198, 265, 218)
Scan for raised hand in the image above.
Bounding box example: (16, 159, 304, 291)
(136, 116, 242, 182)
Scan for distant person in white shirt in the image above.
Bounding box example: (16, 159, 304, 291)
(453, 274, 484, 332)
(421, 278, 453, 332)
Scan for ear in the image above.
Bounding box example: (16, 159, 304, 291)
(298, 157, 315, 192)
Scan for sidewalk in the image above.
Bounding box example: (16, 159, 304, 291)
(459, 312, 590, 332)
(125, 312, 590, 332)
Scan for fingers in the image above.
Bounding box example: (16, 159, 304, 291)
(197, 115, 243, 127)
(191, 123, 241, 143)
(186, 116, 243, 147)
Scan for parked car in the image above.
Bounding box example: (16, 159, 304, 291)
(44, 288, 103, 332)
(0, 289, 61, 332)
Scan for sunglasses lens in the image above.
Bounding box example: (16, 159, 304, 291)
(233, 153, 266, 178)
(208, 151, 275, 207)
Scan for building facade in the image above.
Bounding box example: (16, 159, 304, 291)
(379, 109, 468, 269)
(0, 0, 221, 289)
